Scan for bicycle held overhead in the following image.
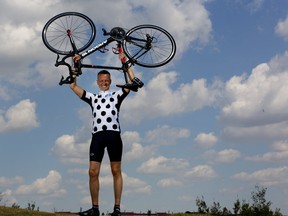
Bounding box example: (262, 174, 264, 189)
(42, 12, 176, 89)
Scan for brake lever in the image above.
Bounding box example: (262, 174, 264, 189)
(54, 53, 82, 85)
(55, 54, 72, 69)
(59, 75, 75, 85)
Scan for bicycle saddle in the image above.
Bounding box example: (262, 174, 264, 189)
(109, 27, 126, 41)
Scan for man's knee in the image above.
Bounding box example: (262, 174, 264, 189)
(89, 168, 99, 178)
(111, 162, 122, 177)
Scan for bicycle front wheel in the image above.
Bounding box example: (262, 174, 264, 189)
(123, 24, 176, 68)
(42, 12, 96, 55)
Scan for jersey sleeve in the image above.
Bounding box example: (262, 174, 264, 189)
(81, 90, 94, 107)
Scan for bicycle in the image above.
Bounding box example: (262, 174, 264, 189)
(42, 12, 176, 89)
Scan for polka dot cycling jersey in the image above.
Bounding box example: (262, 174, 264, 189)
(81, 89, 129, 134)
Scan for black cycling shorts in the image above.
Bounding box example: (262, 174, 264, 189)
(90, 131, 123, 162)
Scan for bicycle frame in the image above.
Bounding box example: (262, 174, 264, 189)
(56, 28, 149, 85)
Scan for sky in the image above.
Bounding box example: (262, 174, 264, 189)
(0, 0, 288, 214)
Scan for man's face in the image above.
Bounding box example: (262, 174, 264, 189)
(97, 74, 111, 91)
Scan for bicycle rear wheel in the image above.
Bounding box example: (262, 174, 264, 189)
(42, 12, 96, 55)
(123, 24, 176, 68)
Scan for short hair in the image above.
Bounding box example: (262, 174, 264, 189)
(98, 70, 110, 76)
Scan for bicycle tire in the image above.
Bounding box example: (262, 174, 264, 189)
(42, 12, 96, 55)
(123, 24, 176, 68)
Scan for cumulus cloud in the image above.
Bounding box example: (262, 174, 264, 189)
(122, 72, 220, 123)
(185, 164, 218, 179)
(217, 52, 288, 143)
(121, 131, 156, 161)
(0, 99, 39, 133)
(246, 140, 288, 162)
(157, 178, 182, 188)
(124, 142, 155, 161)
(136, 0, 212, 55)
(219, 52, 288, 126)
(0, 176, 24, 186)
(203, 149, 241, 163)
(194, 132, 218, 149)
(232, 166, 288, 186)
(275, 16, 288, 41)
(123, 173, 152, 195)
(138, 156, 189, 174)
(222, 121, 288, 143)
(15, 170, 66, 197)
(51, 134, 89, 164)
(0, 23, 40, 57)
(1, 189, 17, 205)
(92, 0, 212, 56)
(145, 125, 190, 146)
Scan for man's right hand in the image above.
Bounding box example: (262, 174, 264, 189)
(72, 54, 81, 62)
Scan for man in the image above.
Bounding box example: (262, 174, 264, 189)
(70, 52, 143, 216)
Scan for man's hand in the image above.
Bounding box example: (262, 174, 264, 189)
(73, 54, 81, 62)
(119, 52, 126, 63)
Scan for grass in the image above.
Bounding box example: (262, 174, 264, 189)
(172, 214, 207, 216)
(0, 206, 76, 216)
(0, 206, 209, 216)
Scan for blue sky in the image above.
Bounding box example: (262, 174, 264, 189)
(0, 0, 288, 214)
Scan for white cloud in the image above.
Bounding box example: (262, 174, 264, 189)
(15, 170, 66, 197)
(122, 131, 155, 161)
(0, 99, 39, 133)
(132, 0, 212, 55)
(51, 134, 89, 164)
(1, 189, 17, 205)
(157, 178, 182, 188)
(67, 168, 88, 175)
(122, 172, 152, 195)
(222, 121, 288, 143)
(124, 142, 155, 161)
(122, 131, 142, 144)
(138, 156, 189, 174)
(246, 140, 288, 162)
(232, 166, 288, 186)
(219, 52, 288, 127)
(145, 125, 190, 146)
(0, 23, 40, 57)
(194, 132, 218, 149)
(203, 149, 241, 163)
(185, 164, 218, 179)
(0, 176, 24, 186)
(122, 72, 219, 123)
(123, 173, 147, 187)
(275, 16, 288, 41)
(89, 0, 212, 56)
(217, 52, 288, 143)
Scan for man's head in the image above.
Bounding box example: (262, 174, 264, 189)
(97, 70, 111, 91)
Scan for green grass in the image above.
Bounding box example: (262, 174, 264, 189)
(0, 206, 209, 216)
(0, 206, 76, 216)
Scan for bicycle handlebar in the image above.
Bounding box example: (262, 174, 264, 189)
(55, 53, 83, 85)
